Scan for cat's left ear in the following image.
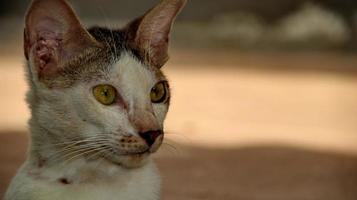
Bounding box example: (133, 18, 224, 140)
(24, 0, 101, 78)
(126, 0, 187, 68)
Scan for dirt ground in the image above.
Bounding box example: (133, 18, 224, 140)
(1, 50, 357, 199)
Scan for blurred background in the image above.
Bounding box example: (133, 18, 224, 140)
(1, 0, 357, 199)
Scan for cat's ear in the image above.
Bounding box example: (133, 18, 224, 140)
(126, 0, 187, 68)
(24, 0, 100, 77)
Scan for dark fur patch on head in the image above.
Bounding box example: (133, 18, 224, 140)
(87, 27, 125, 59)
(87, 26, 145, 65)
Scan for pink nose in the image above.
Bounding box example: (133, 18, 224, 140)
(139, 130, 163, 147)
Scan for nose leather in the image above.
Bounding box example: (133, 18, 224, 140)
(139, 130, 163, 147)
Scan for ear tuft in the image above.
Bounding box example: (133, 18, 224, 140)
(24, 0, 101, 78)
(127, 0, 187, 68)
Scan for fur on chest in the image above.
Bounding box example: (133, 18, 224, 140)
(5, 160, 161, 200)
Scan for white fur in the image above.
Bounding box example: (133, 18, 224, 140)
(6, 159, 160, 200)
(5, 53, 167, 200)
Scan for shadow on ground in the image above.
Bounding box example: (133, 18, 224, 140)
(1, 132, 357, 200)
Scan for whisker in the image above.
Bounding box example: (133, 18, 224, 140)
(49, 146, 99, 164)
(86, 146, 111, 161)
(62, 146, 105, 164)
(47, 141, 110, 159)
(164, 138, 185, 150)
(48, 141, 110, 163)
(160, 143, 178, 155)
(165, 132, 191, 142)
(39, 138, 110, 150)
(163, 142, 178, 151)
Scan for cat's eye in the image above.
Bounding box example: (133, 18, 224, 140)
(151, 81, 168, 103)
(93, 84, 117, 105)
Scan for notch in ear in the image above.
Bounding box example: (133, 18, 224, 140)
(24, 0, 101, 78)
(126, 0, 187, 68)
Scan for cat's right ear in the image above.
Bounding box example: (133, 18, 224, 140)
(125, 0, 187, 69)
(24, 0, 101, 78)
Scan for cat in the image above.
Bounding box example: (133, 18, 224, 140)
(4, 0, 186, 199)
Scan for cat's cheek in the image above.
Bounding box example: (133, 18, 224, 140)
(79, 123, 103, 139)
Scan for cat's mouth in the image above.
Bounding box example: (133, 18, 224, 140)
(101, 133, 163, 168)
(122, 150, 150, 156)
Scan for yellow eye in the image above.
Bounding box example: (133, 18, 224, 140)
(93, 84, 117, 105)
(150, 81, 168, 103)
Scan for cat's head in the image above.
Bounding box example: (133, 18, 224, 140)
(24, 0, 186, 168)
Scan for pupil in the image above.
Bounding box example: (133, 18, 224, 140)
(103, 90, 108, 96)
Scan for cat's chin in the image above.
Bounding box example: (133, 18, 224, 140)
(108, 152, 151, 169)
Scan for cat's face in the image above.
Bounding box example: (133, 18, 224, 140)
(24, 0, 185, 168)
(31, 52, 170, 168)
